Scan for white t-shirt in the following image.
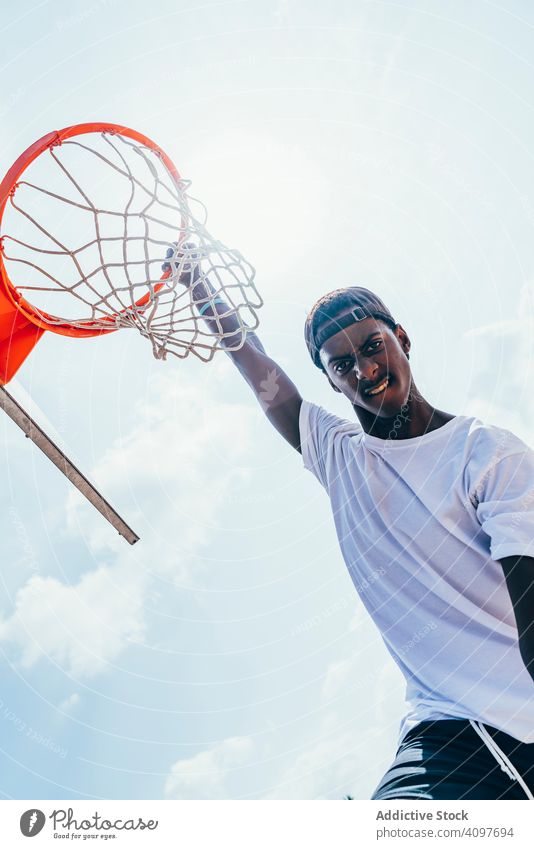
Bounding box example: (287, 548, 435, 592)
(299, 401, 534, 743)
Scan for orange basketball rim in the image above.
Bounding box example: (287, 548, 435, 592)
(0, 122, 180, 385)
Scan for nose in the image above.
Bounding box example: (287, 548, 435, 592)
(353, 356, 379, 382)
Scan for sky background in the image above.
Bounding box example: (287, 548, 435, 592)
(1, 0, 534, 800)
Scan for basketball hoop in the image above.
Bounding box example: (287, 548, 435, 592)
(0, 122, 261, 543)
(0, 122, 262, 383)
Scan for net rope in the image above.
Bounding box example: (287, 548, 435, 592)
(0, 131, 262, 361)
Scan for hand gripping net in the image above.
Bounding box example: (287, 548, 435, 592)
(0, 126, 262, 362)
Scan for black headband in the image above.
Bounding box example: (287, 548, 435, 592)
(314, 308, 394, 353)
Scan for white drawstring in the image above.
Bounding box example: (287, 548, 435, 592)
(469, 720, 534, 800)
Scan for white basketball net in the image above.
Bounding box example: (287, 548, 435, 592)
(0, 131, 262, 361)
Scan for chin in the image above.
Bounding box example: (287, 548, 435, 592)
(364, 385, 409, 418)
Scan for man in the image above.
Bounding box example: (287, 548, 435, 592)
(167, 248, 534, 799)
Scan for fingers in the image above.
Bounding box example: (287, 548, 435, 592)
(161, 241, 201, 285)
(161, 241, 179, 272)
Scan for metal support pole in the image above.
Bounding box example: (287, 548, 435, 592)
(0, 385, 139, 545)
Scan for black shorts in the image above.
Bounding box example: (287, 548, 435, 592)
(371, 719, 534, 800)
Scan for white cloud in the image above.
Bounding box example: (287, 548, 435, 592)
(0, 363, 257, 679)
(266, 657, 403, 800)
(66, 366, 256, 574)
(321, 658, 356, 702)
(263, 726, 368, 800)
(161, 641, 404, 801)
(165, 736, 255, 800)
(0, 560, 148, 678)
(58, 693, 80, 712)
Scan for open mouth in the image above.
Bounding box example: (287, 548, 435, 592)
(364, 375, 392, 397)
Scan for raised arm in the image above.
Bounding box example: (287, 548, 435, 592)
(166, 246, 302, 451)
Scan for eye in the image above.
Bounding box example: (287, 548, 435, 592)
(366, 339, 383, 353)
(334, 360, 351, 374)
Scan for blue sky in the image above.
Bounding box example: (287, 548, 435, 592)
(1, 0, 534, 799)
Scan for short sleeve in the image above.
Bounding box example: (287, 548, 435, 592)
(475, 448, 534, 561)
(299, 400, 352, 489)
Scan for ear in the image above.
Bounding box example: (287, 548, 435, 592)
(395, 323, 411, 359)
